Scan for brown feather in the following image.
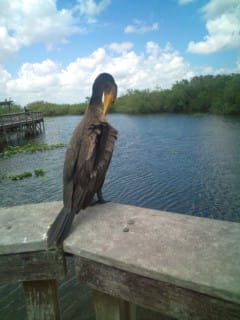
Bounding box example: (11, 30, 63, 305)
(48, 73, 118, 246)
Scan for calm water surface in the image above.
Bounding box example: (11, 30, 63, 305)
(1, 114, 240, 319)
(1, 113, 240, 220)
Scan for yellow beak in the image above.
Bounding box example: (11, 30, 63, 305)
(103, 93, 114, 115)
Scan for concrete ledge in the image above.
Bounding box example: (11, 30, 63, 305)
(64, 202, 240, 304)
(1, 201, 240, 318)
(0, 201, 62, 254)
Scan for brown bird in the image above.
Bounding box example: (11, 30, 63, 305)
(48, 73, 118, 246)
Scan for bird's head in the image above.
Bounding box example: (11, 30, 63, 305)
(90, 73, 117, 115)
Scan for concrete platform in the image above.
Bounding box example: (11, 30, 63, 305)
(64, 202, 240, 305)
(1, 201, 240, 319)
(0, 201, 62, 254)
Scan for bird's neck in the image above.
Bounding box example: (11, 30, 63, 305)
(86, 87, 105, 121)
(89, 87, 103, 105)
(85, 103, 106, 122)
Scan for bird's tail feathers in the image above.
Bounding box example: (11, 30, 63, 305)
(47, 207, 76, 247)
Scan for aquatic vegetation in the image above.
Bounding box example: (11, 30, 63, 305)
(0, 143, 64, 157)
(8, 172, 33, 181)
(0, 143, 59, 180)
(34, 169, 45, 177)
(0, 169, 46, 181)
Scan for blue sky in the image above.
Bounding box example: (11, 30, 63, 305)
(0, 0, 239, 105)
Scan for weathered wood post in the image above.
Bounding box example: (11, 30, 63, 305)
(94, 291, 136, 320)
(0, 202, 66, 320)
(23, 279, 60, 319)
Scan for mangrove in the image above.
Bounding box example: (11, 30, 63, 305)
(22, 73, 240, 116)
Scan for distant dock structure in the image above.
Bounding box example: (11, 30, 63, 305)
(0, 98, 14, 112)
(0, 108, 45, 148)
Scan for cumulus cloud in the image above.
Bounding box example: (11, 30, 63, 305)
(124, 20, 159, 34)
(11, 60, 59, 90)
(187, 0, 240, 53)
(0, 66, 11, 99)
(107, 42, 134, 54)
(75, 0, 111, 23)
(0, 0, 78, 62)
(5, 42, 195, 105)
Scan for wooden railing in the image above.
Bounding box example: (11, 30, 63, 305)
(0, 201, 240, 319)
(0, 112, 43, 130)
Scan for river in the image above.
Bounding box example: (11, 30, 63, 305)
(1, 114, 240, 319)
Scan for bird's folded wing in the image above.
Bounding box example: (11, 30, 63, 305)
(65, 122, 117, 211)
(93, 123, 118, 176)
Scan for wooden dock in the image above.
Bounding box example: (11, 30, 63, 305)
(0, 112, 44, 141)
(0, 202, 240, 319)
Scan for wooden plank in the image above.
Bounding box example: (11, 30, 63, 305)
(23, 279, 61, 320)
(75, 256, 240, 320)
(64, 203, 240, 304)
(0, 250, 66, 283)
(94, 291, 136, 320)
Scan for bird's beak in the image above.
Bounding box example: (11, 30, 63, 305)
(103, 93, 114, 115)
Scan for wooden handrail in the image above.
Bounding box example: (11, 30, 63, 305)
(0, 111, 43, 119)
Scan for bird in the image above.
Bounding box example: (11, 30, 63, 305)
(48, 73, 118, 246)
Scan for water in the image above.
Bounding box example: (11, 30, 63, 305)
(1, 114, 240, 319)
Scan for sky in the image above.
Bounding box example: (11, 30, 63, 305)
(0, 0, 240, 106)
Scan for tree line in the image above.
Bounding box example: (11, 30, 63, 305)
(1, 74, 239, 116)
(26, 101, 86, 116)
(112, 73, 240, 115)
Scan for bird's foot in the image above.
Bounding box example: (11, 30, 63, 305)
(90, 189, 110, 206)
(90, 199, 110, 206)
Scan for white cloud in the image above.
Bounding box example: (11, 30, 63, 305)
(5, 42, 195, 105)
(202, 0, 238, 18)
(0, 0, 78, 62)
(76, 0, 111, 23)
(6, 60, 60, 104)
(0, 66, 11, 99)
(124, 20, 159, 34)
(187, 0, 240, 53)
(107, 42, 134, 54)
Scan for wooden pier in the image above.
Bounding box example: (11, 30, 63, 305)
(0, 202, 240, 319)
(0, 112, 44, 143)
